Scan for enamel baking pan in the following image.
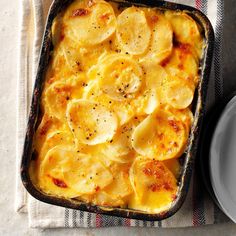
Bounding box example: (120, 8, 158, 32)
(21, 0, 214, 221)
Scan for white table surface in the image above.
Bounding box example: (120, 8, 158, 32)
(0, 0, 236, 235)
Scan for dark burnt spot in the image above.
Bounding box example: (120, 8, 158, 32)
(52, 178, 68, 188)
(150, 15, 159, 24)
(168, 120, 180, 133)
(39, 119, 52, 136)
(72, 8, 90, 17)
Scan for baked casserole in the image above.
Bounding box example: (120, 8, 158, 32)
(30, 0, 204, 214)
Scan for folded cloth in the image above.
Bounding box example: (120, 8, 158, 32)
(16, 0, 228, 228)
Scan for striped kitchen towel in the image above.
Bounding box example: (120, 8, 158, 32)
(16, 0, 228, 228)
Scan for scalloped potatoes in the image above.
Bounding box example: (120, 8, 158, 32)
(31, 0, 204, 214)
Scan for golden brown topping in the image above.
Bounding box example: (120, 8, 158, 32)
(52, 177, 68, 188)
(168, 119, 181, 133)
(72, 8, 90, 17)
(39, 119, 52, 136)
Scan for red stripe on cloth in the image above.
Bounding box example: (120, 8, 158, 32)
(125, 218, 131, 226)
(95, 214, 102, 227)
(195, 0, 201, 9)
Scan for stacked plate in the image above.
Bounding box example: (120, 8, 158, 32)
(200, 93, 236, 223)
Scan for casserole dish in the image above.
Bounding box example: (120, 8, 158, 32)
(21, 0, 214, 221)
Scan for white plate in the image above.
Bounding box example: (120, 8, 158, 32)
(210, 95, 236, 223)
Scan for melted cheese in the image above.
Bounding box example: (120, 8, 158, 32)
(39, 145, 113, 196)
(131, 107, 188, 160)
(64, 0, 116, 46)
(116, 7, 151, 55)
(141, 10, 173, 63)
(31, 0, 204, 214)
(129, 157, 177, 213)
(66, 99, 118, 145)
(98, 54, 143, 101)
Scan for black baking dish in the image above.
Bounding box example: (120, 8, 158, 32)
(21, 0, 214, 221)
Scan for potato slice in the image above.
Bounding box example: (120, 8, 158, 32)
(165, 79, 194, 109)
(164, 48, 199, 87)
(165, 11, 203, 58)
(39, 130, 74, 161)
(64, 157, 113, 195)
(40, 145, 113, 195)
(66, 99, 118, 145)
(33, 114, 62, 152)
(93, 191, 124, 207)
(144, 62, 168, 89)
(64, 0, 116, 46)
(116, 7, 151, 55)
(44, 76, 86, 120)
(104, 164, 133, 199)
(102, 116, 143, 161)
(145, 11, 173, 63)
(129, 157, 177, 212)
(84, 80, 135, 125)
(133, 89, 160, 116)
(38, 145, 80, 198)
(80, 191, 125, 207)
(133, 61, 168, 114)
(132, 108, 188, 160)
(165, 105, 193, 134)
(99, 54, 143, 101)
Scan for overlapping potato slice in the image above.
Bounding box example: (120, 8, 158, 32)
(143, 11, 173, 63)
(144, 61, 168, 89)
(63, 158, 113, 195)
(64, 0, 116, 46)
(163, 47, 199, 86)
(165, 11, 203, 58)
(48, 40, 83, 79)
(129, 157, 177, 212)
(84, 80, 135, 125)
(44, 76, 86, 120)
(135, 89, 160, 115)
(51, 14, 63, 47)
(132, 108, 187, 160)
(116, 7, 151, 55)
(102, 116, 143, 162)
(60, 42, 84, 73)
(133, 61, 168, 114)
(104, 163, 133, 199)
(165, 78, 194, 109)
(98, 54, 143, 101)
(38, 145, 80, 198)
(78, 163, 132, 206)
(38, 130, 74, 161)
(80, 191, 125, 207)
(166, 106, 193, 134)
(93, 191, 125, 207)
(66, 99, 118, 145)
(39, 145, 113, 196)
(50, 39, 107, 78)
(33, 114, 62, 152)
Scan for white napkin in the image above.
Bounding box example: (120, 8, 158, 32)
(16, 0, 226, 228)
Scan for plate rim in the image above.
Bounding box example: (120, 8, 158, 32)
(210, 95, 236, 223)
